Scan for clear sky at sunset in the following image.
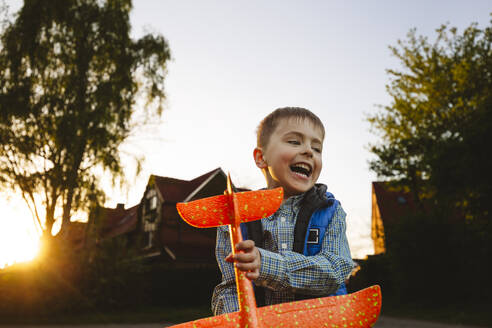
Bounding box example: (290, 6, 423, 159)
(1, 1, 491, 266)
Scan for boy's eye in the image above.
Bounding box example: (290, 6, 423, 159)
(287, 140, 300, 145)
(313, 147, 322, 153)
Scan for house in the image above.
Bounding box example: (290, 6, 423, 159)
(71, 167, 233, 264)
(371, 181, 416, 254)
(137, 167, 229, 262)
(90, 203, 139, 242)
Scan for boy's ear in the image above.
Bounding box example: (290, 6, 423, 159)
(253, 148, 267, 169)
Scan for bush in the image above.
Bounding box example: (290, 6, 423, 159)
(351, 209, 491, 306)
(0, 237, 221, 321)
(348, 254, 392, 296)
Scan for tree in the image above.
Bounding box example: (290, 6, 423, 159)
(366, 18, 492, 305)
(0, 0, 170, 240)
(368, 17, 492, 218)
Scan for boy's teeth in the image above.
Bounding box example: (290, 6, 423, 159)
(297, 164, 310, 170)
(290, 164, 311, 177)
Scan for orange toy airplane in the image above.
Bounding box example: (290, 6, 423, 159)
(173, 174, 381, 328)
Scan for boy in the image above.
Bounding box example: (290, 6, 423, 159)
(212, 107, 355, 315)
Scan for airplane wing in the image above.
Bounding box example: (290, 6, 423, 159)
(168, 285, 381, 328)
(176, 187, 283, 228)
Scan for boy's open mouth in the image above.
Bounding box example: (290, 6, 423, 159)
(290, 163, 312, 178)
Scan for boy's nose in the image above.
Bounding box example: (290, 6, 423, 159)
(301, 145, 313, 157)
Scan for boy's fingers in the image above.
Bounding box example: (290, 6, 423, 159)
(236, 262, 259, 272)
(226, 251, 257, 263)
(225, 249, 255, 263)
(235, 240, 255, 251)
(233, 252, 256, 263)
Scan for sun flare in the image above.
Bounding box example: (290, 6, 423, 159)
(0, 226, 40, 269)
(0, 198, 41, 269)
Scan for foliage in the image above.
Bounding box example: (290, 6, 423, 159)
(0, 0, 171, 238)
(367, 17, 492, 218)
(347, 255, 392, 297)
(350, 210, 491, 325)
(0, 238, 221, 320)
(385, 210, 491, 302)
(364, 16, 492, 319)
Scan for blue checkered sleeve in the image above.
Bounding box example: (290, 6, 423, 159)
(211, 225, 239, 315)
(256, 203, 354, 296)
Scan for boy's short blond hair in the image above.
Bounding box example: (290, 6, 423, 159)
(256, 107, 325, 148)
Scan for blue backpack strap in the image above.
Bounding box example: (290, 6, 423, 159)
(240, 222, 248, 240)
(332, 283, 348, 296)
(303, 192, 347, 296)
(293, 184, 330, 253)
(303, 192, 337, 256)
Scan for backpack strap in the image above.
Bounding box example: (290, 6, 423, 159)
(293, 184, 331, 254)
(303, 195, 338, 256)
(295, 195, 348, 298)
(293, 184, 342, 301)
(240, 220, 265, 306)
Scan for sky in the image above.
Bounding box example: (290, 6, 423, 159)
(0, 0, 491, 266)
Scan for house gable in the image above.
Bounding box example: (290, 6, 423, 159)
(140, 167, 229, 262)
(187, 170, 227, 201)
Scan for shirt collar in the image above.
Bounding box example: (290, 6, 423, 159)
(267, 192, 304, 220)
(284, 193, 304, 210)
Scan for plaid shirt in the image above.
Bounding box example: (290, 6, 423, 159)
(211, 192, 356, 315)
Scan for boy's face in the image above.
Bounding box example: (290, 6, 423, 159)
(255, 117, 323, 199)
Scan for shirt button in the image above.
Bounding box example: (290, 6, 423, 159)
(281, 243, 287, 249)
(280, 217, 286, 223)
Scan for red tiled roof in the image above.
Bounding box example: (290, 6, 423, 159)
(64, 204, 139, 248)
(99, 204, 138, 239)
(373, 181, 417, 225)
(153, 167, 223, 202)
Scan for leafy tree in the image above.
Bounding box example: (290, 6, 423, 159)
(366, 16, 492, 307)
(368, 17, 492, 217)
(0, 0, 170, 240)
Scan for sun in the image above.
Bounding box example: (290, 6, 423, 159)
(0, 220, 40, 269)
(0, 198, 41, 269)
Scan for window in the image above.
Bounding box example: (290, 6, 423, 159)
(143, 188, 159, 248)
(150, 195, 157, 210)
(144, 189, 157, 213)
(143, 219, 157, 249)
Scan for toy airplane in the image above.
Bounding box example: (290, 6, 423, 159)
(174, 174, 381, 328)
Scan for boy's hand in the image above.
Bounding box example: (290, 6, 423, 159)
(225, 240, 261, 280)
